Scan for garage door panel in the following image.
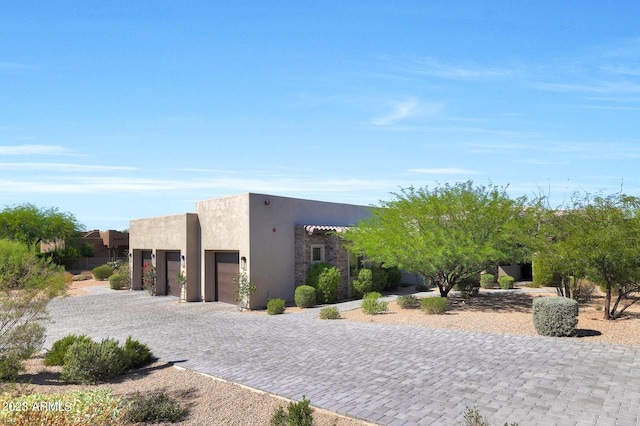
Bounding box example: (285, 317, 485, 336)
(166, 252, 181, 297)
(215, 252, 239, 304)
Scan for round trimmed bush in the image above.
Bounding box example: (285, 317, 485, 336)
(421, 297, 448, 315)
(316, 266, 339, 304)
(480, 273, 496, 289)
(352, 269, 374, 298)
(295, 285, 317, 308)
(123, 336, 153, 369)
(319, 307, 341, 319)
(92, 265, 115, 281)
(267, 298, 286, 315)
(109, 274, 127, 290)
(532, 296, 578, 337)
(61, 338, 129, 384)
(498, 276, 515, 289)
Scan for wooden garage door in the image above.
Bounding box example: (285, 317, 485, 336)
(166, 251, 181, 297)
(216, 252, 239, 304)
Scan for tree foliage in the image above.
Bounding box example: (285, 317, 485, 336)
(0, 203, 83, 251)
(344, 181, 531, 297)
(0, 239, 67, 372)
(535, 191, 640, 320)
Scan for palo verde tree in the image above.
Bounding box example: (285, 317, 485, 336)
(0, 203, 83, 251)
(343, 181, 532, 298)
(536, 191, 640, 320)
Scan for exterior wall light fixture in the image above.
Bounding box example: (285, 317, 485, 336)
(241, 256, 247, 270)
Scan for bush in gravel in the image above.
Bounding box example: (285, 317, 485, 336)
(92, 265, 114, 281)
(61, 338, 129, 384)
(319, 307, 340, 319)
(294, 285, 316, 308)
(421, 297, 448, 315)
(396, 294, 421, 309)
(44, 334, 92, 366)
(123, 336, 153, 369)
(361, 292, 388, 315)
(271, 395, 314, 426)
(498, 276, 515, 289)
(125, 391, 187, 424)
(352, 269, 374, 298)
(267, 298, 286, 315)
(109, 273, 127, 290)
(532, 296, 578, 337)
(0, 355, 24, 382)
(480, 273, 496, 289)
(454, 277, 480, 297)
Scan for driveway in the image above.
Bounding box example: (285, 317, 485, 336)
(44, 287, 640, 425)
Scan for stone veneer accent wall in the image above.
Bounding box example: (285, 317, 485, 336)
(294, 225, 351, 300)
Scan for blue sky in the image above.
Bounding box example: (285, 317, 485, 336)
(2, 1, 640, 231)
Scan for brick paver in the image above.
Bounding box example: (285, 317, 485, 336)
(44, 287, 640, 425)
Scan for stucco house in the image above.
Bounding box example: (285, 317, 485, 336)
(129, 193, 372, 308)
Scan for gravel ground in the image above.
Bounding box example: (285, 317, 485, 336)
(10, 281, 639, 425)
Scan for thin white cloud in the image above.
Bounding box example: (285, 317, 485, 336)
(415, 58, 514, 81)
(371, 98, 419, 125)
(408, 168, 477, 175)
(0, 162, 136, 172)
(0, 145, 69, 155)
(535, 80, 640, 94)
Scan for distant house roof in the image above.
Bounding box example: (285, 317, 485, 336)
(303, 225, 350, 235)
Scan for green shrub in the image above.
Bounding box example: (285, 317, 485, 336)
(267, 298, 286, 315)
(319, 307, 341, 319)
(125, 391, 187, 424)
(352, 269, 374, 298)
(123, 336, 153, 369)
(480, 273, 496, 289)
(532, 296, 578, 337)
(385, 266, 402, 290)
(305, 262, 331, 288)
(532, 256, 559, 287)
(415, 283, 430, 292)
(109, 273, 127, 290)
(0, 355, 24, 382)
(61, 338, 129, 384)
(361, 292, 388, 315)
(454, 278, 480, 297)
(44, 334, 93, 366)
(271, 395, 314, 426)
(294, 285, 317, 308)
(4, 322, 46, 360)
(498, 276, 515, 289)
(316, 266, 340, 304)
(396, 294, 421, 309)
(371, 266, 388, 292)
(92, 265, 115, 281)
(421, 297, 448, 314)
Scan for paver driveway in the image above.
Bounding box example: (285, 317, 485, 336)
(44, 287, 640, 425)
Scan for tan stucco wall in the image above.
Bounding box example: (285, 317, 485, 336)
(247, 193, 371, 307)
(129, 213, 200, 300)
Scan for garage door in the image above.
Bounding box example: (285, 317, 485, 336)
(216, 252, 239, 304)
(166, 251, 181, 297)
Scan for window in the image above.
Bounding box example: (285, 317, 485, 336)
(311, 245, 325, 263)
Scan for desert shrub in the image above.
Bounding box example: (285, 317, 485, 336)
(316, 266, 339, 304)
(371, 266, 388, 292)
(115, 262, 131, 289)
(125, 391, 187, 424)
(574, 280, 596, 302)
(92, 265, 114, 281)
(532, 257, 560, 287)
(319, 307, 341, 319)
(44, 334, 93, 366)
(0, 355, 24, 382)
(421, 297, 448, 315)
(396, 294, 421, 309)
(109, 273, 127, 290)
(480, 273, 496, 289)
(0, 389, 125, 425)
(352, 269, 374, 298)
(4, 322, 45, 360)
(123, 336, 153, 369)
(415, 283, 430, 292)
(271, 395, 314, 426)
(454, 278, 480, 297)
(61, 338, 129, 384)
(385, 266, 403, 290)
(361, 292, 388, 315)
(267, 298, 286, 315)
(305, 262, 331, 288)
(532, 296, 579, 337)
(294, 285, 317, 308)
(498, 276, 515, 289)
